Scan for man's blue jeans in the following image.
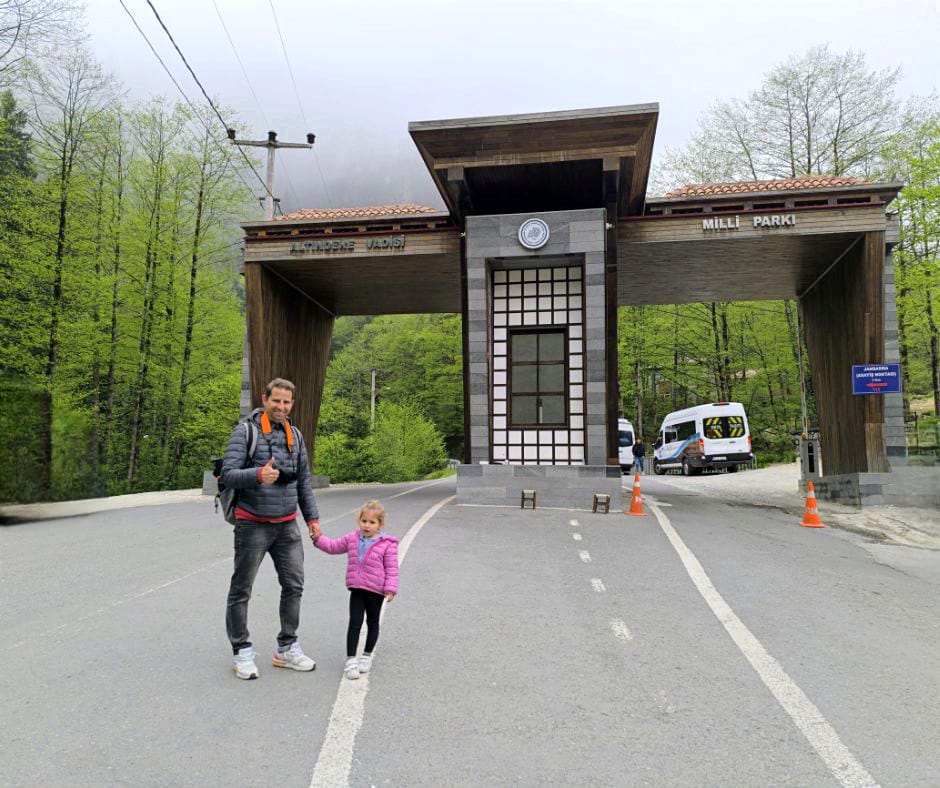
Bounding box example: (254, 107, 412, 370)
(635, 455, 645, 473)
(226, 520, 304, 654)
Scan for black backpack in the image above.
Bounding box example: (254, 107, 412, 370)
(213, 420, 259, 524)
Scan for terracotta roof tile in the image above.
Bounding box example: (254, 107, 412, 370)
(274, 204, 443, 222)
(665, 176, 869, 199)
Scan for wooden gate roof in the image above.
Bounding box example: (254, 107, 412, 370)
(242, 106, 902, 314)
(409, 104, 659, 220)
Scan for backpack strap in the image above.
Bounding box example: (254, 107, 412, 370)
(245, 420, 259, 460)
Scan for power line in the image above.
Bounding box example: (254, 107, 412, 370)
(211, 0, 301, 209)
(116, 0, 260, 205)
(143, 0, 229, 131)
(210, 0, 269, 128)
(141, 0, 276, 204)
(267, 0, 333, 205)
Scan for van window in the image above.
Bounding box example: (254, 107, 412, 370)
(703, 415, 746, 439)
(618, 429, 634, 447)
(664, 428, 677, 443)
(676, 421, 696, 441)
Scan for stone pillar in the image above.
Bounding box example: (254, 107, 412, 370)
(463, 209, 609, 467)
(883, 248, 908, 467)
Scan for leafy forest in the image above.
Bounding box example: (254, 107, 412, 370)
(1, 3, 937, 502)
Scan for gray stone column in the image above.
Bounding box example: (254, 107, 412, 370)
(465, 219, 493, 465)
(464, 209, 608, 466)
(582, 245, 608, 465)
(883, 248, 908, 467)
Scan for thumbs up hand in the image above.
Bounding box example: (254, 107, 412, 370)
(259, 456, 280, 484)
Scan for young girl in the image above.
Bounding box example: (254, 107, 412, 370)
(310, 500, 398, 679)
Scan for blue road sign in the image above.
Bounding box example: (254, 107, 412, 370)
(852, 364, 902, 395)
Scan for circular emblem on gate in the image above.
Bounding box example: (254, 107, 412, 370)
(518, 218, 550, 250)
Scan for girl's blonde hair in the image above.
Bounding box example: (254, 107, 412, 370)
(359, 499, 386, 524)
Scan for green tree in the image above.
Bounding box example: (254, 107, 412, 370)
(656, 45, 902, 189)
(366, 402, 446, 483)
(882, 100, 940, 415)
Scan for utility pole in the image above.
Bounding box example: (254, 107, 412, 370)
(227, 129, 316, 220)
(370, 369, 377, 429)
(796, 298, 809, 438)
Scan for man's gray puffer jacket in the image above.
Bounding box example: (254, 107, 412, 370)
(220, 408, 319, 522)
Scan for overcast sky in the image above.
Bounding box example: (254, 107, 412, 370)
(87, 0, 939, 216)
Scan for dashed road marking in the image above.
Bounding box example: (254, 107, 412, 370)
(573, 533, 583, 541)
(569, 519, 580, 527)
(646, 498, 879, 788)
(609, 619, 633, 641)
(591, 578, 606, 593)
(578, 550, 591, 563)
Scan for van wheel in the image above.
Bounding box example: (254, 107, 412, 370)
(653, 461, 664, 476)
(682, 459, 692, 476)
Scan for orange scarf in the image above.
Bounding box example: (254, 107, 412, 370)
(260, 411, 294, 451)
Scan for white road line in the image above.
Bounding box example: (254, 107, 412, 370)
(310, 494, 455, 788)
(6, 479, 449, 653)
(609, 619, 633, 641)
(623, 487, 671, 507)
(578, 550, 591, 563)
(321, 477, 452, 526)
(569, 519, 579, 527)
(573, 533, 583, 541)
(646, 499, 879, 788)
(591, 578, 606, 593)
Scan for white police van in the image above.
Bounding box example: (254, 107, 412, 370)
(617, 418, 635, 473)
(652, 402, 753, 476)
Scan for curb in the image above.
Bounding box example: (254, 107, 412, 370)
(0, 489, 205, 525)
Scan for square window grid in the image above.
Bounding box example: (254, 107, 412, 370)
(489, 264, 585, 464)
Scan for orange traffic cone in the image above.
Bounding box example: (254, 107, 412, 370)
(799, 481, 825, 528)
(626, 472, 646, 516)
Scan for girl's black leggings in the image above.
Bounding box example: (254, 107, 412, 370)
(347, 588, 384, 656)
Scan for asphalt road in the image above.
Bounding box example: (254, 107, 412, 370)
(1, 475, 938, 787)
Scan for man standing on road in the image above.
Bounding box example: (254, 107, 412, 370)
(221, 377, 320, 680)
(633, 436, 647, 475)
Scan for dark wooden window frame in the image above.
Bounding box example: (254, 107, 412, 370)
(508, 327, 569, 429)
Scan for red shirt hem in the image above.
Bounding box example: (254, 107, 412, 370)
(235, 507, 296, 523)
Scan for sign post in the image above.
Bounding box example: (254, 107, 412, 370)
(851, 364, 902, 395)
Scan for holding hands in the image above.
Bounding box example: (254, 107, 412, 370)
(308, 520, 322, 540)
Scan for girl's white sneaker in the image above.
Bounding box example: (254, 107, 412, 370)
(344, 657, 360, 680)
(358, 654, 373, 674)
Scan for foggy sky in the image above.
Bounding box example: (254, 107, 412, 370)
(88, 0, 939, 217)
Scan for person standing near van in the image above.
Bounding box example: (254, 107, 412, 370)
(633, 436, 647, 474)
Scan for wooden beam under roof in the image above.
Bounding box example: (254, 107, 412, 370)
(410, 104, 659, 221)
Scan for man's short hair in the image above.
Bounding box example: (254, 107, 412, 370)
(265, 378, 296, 397)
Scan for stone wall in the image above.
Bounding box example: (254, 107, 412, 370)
(805, 467, 939, 508)
(457, 464, 623, 510)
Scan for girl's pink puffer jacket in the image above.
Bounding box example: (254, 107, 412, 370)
(313, 531, 399, 596)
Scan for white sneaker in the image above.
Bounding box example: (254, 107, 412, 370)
(233, 647, 259, 680)
(344, 657, 360, 680)
(272, 641, 316, 672)
(358, 654, 373, 674)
